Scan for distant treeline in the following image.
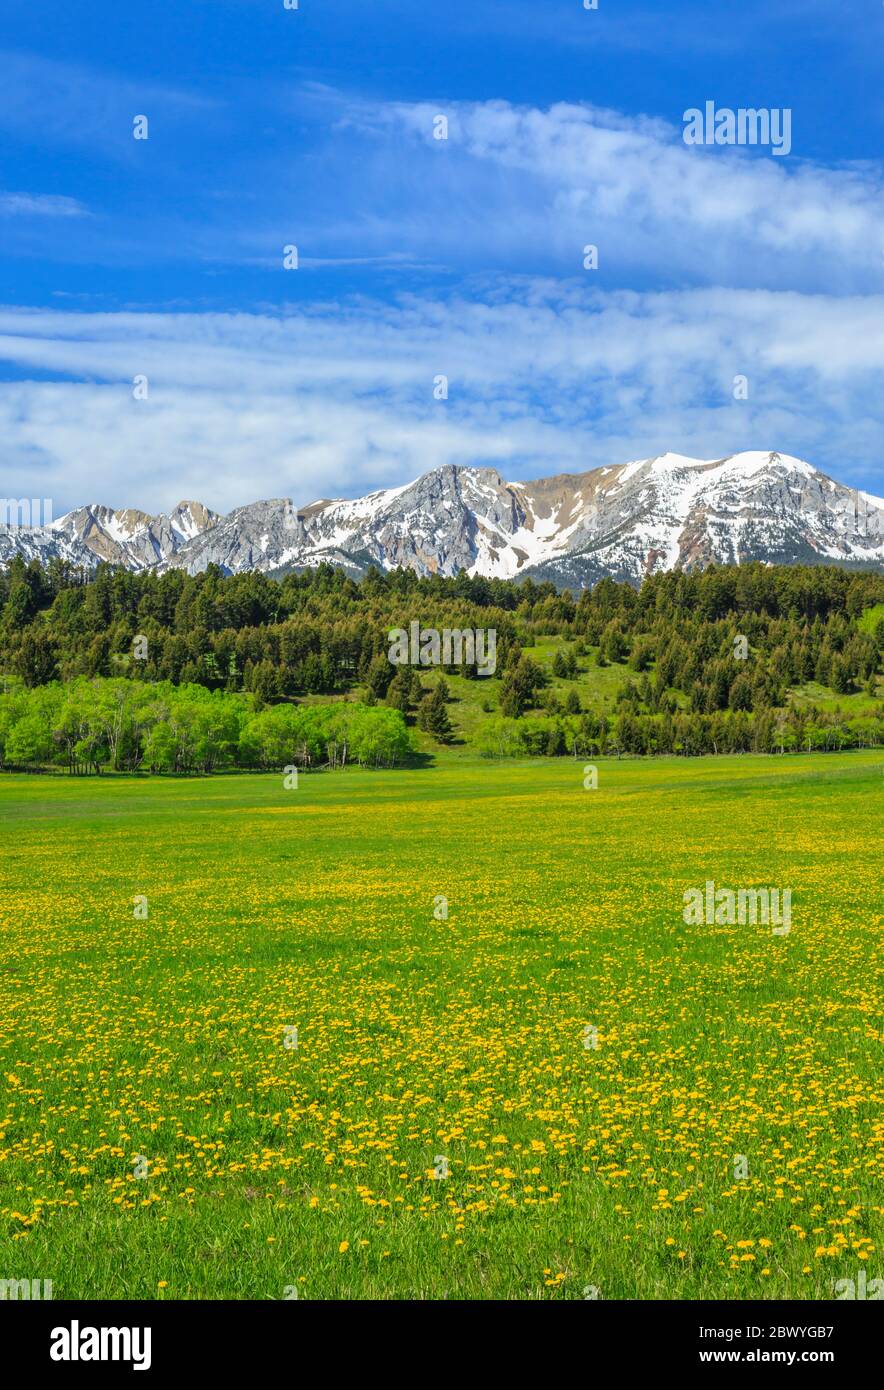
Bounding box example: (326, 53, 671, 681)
(0, 557, 882, 764)
(1, 557, 882, 696)
(475, 706, 884, 758)
(1, 673, 879, 773)
(0, 678, 411, 774)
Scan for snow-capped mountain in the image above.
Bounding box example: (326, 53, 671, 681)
(156, 451, 884, 585)
(2, 453, 882, 587)
(0, 500, 219, 572)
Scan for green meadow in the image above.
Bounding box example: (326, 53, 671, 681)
(0, 751, 881, 1299)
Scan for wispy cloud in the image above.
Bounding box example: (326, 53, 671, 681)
(0, 284, 881, 515)
(3, 72, 881, 293)
(0, 192, 90, 217)
(318, 97, 884, 293)
(0, 49, 216, 158)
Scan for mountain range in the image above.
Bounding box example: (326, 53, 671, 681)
(2, 451, 882, 589)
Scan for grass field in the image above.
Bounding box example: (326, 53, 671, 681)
(1, 751, 882, 1300)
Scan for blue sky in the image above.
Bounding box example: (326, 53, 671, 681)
(1, 0, 883, 515)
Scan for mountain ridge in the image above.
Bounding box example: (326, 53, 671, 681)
(2, 452, 882, 588)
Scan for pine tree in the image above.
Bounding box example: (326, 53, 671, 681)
(423, 682, 454, 743)
(386, 667, 412, 713)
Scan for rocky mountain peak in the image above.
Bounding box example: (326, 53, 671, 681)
(2, 453, 881, 588)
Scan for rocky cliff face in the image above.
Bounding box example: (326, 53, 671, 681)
(0, 500, 219, 572)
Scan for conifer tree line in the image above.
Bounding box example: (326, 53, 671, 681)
(0, 555, 882, 769)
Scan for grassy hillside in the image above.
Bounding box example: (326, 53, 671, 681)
(355, 635, 882, 757)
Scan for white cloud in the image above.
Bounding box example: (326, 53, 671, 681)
(323, 97, 884, 292)
(0, 285, 881, 515)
